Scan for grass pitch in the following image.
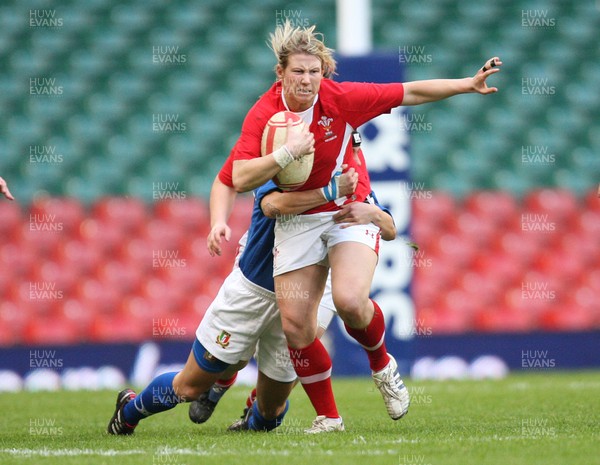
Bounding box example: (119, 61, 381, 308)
(0, 371, 598, 465)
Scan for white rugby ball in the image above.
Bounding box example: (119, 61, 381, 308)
(261, 110, 313, 191)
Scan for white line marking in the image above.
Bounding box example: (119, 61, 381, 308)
(1, 447, 400, 458)
(1, 448, 147, 457)
(0, 432, 555, 458)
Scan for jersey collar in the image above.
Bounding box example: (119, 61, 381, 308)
(281, 88, 319, 115)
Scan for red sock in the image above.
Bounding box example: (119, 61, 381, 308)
(215, 372, 237, 389)
(344, 299, 390, 372)
(246, 387, 257, 408)
(289, 339, 339, 418)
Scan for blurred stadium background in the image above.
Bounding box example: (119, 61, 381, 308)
(0, 0, 599, 390)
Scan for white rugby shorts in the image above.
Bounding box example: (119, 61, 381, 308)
(317, 269, 336, 330)
(196, 266, 296, 383)
(273, 212, 381, 277)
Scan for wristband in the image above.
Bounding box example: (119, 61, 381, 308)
(282, 144, 296, 159)
(321, 170, 342, 201)
(272, 145, 294, 169)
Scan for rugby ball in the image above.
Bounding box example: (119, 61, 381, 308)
(261, 111, 313, 191)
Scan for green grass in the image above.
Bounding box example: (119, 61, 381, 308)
(1, 371, 599, 465)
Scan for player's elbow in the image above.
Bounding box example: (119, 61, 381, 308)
(232, 174, 255, 193)
(233, 183, 248, 194)
(381, 225, 397, 241)
(261, 202, 280, 219)
(232, 163, 260, 193)
(260, 194, 283, 219)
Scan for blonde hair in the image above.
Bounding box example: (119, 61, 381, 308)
(269, 20, 336, 78)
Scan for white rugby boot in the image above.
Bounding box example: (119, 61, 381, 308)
(304, 415, 345, 434)
(372, 354, 410, 420)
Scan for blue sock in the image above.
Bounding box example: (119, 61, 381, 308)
(208, 385, 229, 404)
(247, 399, 289, 432)
(123, 372, 181, 425)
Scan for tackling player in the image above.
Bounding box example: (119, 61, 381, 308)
(231, 20, 501, 431)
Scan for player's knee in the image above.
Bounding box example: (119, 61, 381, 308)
(334, 294, 371, 328)
(281, 317, 314, 348)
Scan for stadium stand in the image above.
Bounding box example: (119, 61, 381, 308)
(1, 191, 598, 345)
(0, 0, 598, 344)
(1, 0, 598, 199)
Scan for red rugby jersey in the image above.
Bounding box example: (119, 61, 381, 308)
(233, 79, 404, 212)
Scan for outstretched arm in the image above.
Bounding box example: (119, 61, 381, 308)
(402, 57, 502, 106)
